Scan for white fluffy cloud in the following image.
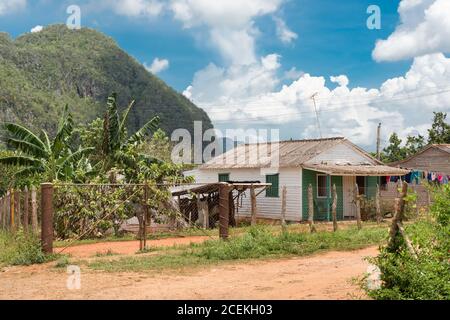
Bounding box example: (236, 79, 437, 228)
(273, 16, 297, 44)
(145, 57, 170, 74)
(185, 53, 450, 146)
(373, 0, 450, 61)
(330, 75, 349, 87)
(0, 0, 26, 15)
(169, 0, 284, 65)
(95, 0, 292, 66)
(30, 25, 43, 33)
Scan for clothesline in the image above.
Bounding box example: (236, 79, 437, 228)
(382, 169, 449, 185)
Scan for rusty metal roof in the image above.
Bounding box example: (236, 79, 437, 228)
(200, 137, 347, 169)
(303, 164, 409, 176)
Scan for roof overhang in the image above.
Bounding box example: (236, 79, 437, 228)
(302, 164, 409, 176)
(171, 182, 271, 197)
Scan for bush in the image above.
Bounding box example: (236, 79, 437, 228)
(0, 230, 50, 266)
(366, 185, 450, 300)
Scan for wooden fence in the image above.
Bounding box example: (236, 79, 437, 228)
(0, 186, 39, 234)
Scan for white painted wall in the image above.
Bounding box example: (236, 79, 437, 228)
(187, 168, 303, 221)
(306, 142, 375, 165)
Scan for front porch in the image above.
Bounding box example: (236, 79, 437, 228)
(301, 164, 409, 221)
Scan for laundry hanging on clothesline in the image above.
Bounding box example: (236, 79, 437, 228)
(383, 169, 449, 185)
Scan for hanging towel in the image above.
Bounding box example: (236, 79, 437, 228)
(411, 171, 420, 185)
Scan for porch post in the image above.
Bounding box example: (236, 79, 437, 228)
(326, 175, 331, 221)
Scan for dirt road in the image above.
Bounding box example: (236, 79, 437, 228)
(59, 236, 211, 258)
(0, 246, 377, 300)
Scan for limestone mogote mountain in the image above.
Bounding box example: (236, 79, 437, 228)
(0, 24, 212, 137)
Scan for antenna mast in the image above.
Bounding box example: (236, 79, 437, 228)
(310, 92, 322, 138)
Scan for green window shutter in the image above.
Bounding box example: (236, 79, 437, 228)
(218, 173, 230, 182)
(265, 174, 279, 198)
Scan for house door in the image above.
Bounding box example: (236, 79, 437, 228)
(343, 176, 356, 218)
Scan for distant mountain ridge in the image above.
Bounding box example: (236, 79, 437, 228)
(0, 24, 212, 137)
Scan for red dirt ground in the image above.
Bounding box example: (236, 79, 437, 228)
(58, 236, 211, 258)
(0, 246, 377, 300)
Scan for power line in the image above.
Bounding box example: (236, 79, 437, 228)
(208, 87, 450, 124)
(205, 83, 450, 115)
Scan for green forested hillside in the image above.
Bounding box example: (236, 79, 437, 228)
(0, 24, 212, 137)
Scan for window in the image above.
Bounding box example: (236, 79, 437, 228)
(266, 174, 279, 198)
(317, 174, 328, 198)
(218, 173, 230, 182)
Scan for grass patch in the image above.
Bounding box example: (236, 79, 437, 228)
(0, 230, 57, 266)
(54, 256, 71, 268)
(89, 224, 388, 273)
(94, 249, 118, 257)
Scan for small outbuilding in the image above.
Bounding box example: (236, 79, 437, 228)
(390, 144, 450, 176)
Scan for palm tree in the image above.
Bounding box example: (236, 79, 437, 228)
(0, 105, 93, 182)
(100, 93, 161, 181)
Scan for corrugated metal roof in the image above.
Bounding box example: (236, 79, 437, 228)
(303, 164, 409, 176)
(200, 137, 351, 169)
(391, 144, 450, 166)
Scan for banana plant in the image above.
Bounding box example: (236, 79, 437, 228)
(0, 105, 93, 182)
(100, 93, 161, 180)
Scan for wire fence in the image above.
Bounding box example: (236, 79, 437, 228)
(0, 181, 432, 255)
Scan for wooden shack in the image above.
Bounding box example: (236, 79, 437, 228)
(390, 144, 450, 174)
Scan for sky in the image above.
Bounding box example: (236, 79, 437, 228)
(0, 0, 450, 152)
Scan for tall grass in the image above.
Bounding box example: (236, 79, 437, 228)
(0, 230, 50, 266)
(89, 225, 388, 272)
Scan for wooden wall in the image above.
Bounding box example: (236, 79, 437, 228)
(396, 148, 450, 174)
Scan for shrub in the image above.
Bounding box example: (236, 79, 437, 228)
(0, 230, 50, 266)
(366, 185, 450, 300)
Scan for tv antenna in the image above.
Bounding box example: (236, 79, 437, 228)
(310, 92, 322, 138)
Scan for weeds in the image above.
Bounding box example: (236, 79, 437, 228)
(89, 225, 387, 272)
(0, 230, 56, 266)
(365, 185, 450, 300)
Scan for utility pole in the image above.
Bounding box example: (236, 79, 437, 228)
(310, 92, 322, 138)
(376, 122, 382, 160)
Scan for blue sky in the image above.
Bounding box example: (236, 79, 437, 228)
(1, 0, 449, 150)
(1, 0, 407, 90)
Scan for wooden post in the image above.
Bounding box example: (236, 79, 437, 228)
(308, 184, 316, 233)
(15, 190, 21, 230)
(250, 185, 257, 226)
(219, 183, 232, 240)
(204, 201, 209, 229)
(5, 191, 10, 230)
(0, 197, 3, 229)
(332, 184, 338, 232)
(197, 198, 209, 229)
(143, 183, 149, 250)
(31, 186, 38, 234)
(388, 182, 408, 251)
(23, 186, 29, 233)
(355, 183, 362, 230)
(375, 184, 382, 224)
(281, 186, 287, 233)
(41, 183, 54, 254)
(10, 189, 15, 232)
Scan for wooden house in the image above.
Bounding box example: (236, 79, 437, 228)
(187, 137, 408, 222)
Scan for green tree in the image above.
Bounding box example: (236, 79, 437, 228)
(382, 133, 407, 163)
(140, 129, 173, 163)
(428, 112, 450, 144)
(0, 105, 93, 182)
(405, 135, 426, 157)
